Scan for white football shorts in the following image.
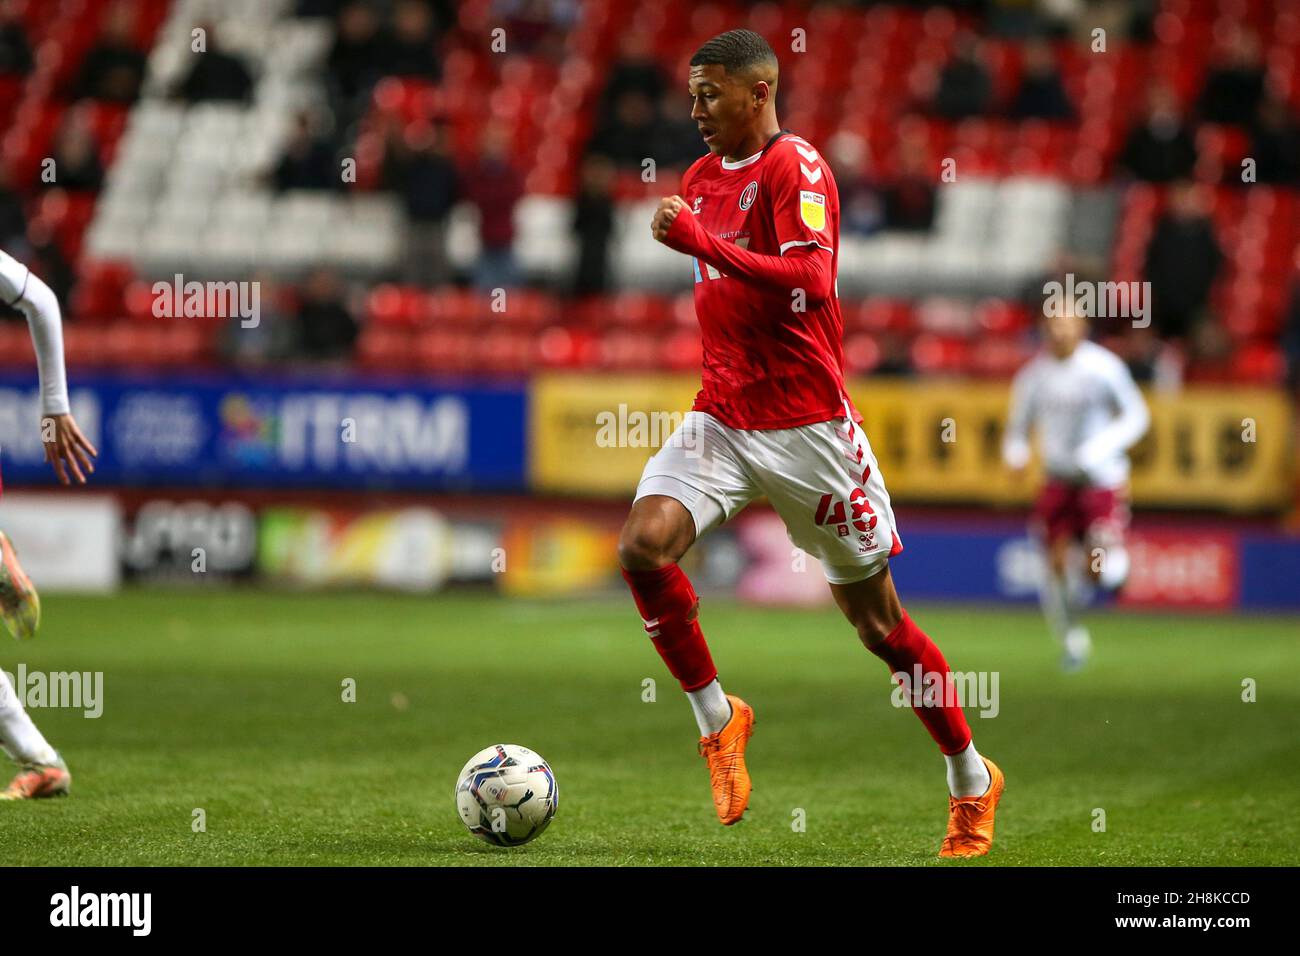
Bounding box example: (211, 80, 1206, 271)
(634, 408, 902, 584)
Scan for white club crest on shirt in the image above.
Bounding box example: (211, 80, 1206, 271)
(739, 180, 758, 210)
(693, 196, 702, 214)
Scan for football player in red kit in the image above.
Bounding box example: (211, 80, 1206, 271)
(618, 30, 1004, 856)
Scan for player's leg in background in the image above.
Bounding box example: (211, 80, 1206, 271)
(1032, 484, 1092, 669)
(0, 530, 41, 641)
(1082, 485, 1131, 593)
(0, 666, 70, 799)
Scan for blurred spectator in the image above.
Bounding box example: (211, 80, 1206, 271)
(1143, 181, 1222, 342)
(274, 112, 339, 191)
(0, 164, 25, 247)
(385, 122, 458, 287)
(1283, 245, 1300, 394)
(1250, 94, 1300, 185)
(0, 0, 31, 75)
(570, 153, 615, 296)
(883, 137, 936, 232)
(1197, 26, 1266, 126)
(387, 0, 440, 79)
(827, 131, 884, 238)
(292, 269, 358, 360)
(73, 2, 147, 103)
(875, 332, 914, 376)
(592, 90, 660, 169)
(495, 0, 579, 60)
(328, 2, 387, 102)
(598, 34, 667, 127)
(177, 23, 253, 103)
(49, 108, 104, 191)
(931, 34, 993, 120)
(1118, 84, 1197, 182)
(297, 0, 347, 16)
(220, 272, 294, 367)
(652, 90, 705, 172)
(1009, 38, 1074, 121)
(462, 123, 525, 291)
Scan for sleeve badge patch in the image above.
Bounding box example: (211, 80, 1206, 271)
(799, 190, 826, 230)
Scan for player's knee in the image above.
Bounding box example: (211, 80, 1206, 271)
(617, 521, 681, 571)
(842, 605, 901, 649)
(855, 616, 898, 649)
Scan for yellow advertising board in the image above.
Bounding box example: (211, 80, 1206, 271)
(530, 374, 1295, 511)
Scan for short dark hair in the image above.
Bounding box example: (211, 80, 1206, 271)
(689, 29, 778, 84)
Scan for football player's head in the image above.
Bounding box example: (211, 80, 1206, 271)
(1043, 294, 1088, 357)
(687, 29, 779, 158)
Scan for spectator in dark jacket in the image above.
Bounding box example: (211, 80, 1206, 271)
(387, 0, 440, 78)
(932, 33, 993, 120)
(0, 163, 26, 246)
(0, 0, 32, 75)
(1009, 38, 1075, 120)
(571, 153, 615, 296)
(462, 122, 525, 291)
(273, 112, 339, 191)
(1283, 243, 1300, 394)
(293, 268, 358, 360)
(73, 3, 147, 103)
(49, 108, 104, 190)
(1118, 83, 1198, 182)
(177, 23, 253, 103)
(1144, 181, 1222, 341)
(386, 121, 459, 286)
(884, 138, 936, 232)
(1197, 26, 1266, 125)
(1250, 94, 1300, 185)
(592, 90, 660, 169)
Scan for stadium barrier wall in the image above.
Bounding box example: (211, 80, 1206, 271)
(0, 372, 527, 491)
(2, 485, 1293, 609)
(529, 373, 1295, 511)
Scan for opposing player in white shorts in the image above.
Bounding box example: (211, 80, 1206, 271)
(616, 29, 1003, 858)
(0, 248, 99, 800)
(1003, 301, 1150, 670)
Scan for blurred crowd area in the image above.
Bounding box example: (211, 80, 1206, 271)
(0, 0, 1298, 394)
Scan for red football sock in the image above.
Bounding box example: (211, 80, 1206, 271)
(868, 609, 973, 756)
(621, 563, 718, 692)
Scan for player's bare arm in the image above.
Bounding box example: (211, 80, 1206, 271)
(41, 413, 98, 486)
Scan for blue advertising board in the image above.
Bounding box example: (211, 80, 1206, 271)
(0, 372, 527, 491)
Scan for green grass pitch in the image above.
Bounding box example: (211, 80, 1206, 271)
(2, 589, 1295, 866)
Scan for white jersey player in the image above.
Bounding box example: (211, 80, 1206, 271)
(1003, 305, 1150, 669)
(0, 248, 99, 800)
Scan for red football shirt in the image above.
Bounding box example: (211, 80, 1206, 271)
(672, 130, 861, 430)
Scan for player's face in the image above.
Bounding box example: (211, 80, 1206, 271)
(1043, 310, 1086, 357)
(689, 64, 747, 156)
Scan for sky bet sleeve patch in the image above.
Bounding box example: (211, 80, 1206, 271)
(799, 190, 826, 230)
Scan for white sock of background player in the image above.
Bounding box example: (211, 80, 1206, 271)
(0, 668, 60, 766)
(1097, 544, 1130, 591)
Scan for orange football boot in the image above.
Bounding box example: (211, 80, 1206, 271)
(697, 694, 754, 825)
(1, 758, 71, 801)
(939, 756, 1005, 857)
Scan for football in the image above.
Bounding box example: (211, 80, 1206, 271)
(455, 744, 558, 847)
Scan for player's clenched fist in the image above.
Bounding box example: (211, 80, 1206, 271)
(651, 195, 689, 243)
